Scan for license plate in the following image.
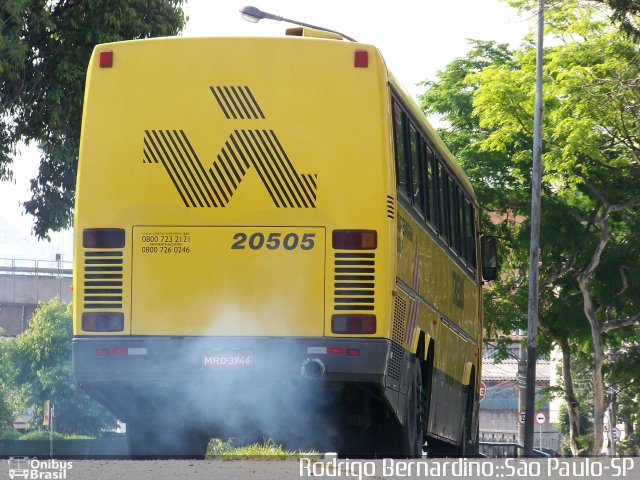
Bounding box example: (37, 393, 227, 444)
(203, 352, 253, 368)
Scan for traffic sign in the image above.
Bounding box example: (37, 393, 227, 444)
(536, 412, 546, 425)
(479, 381, 487, 402)
(611, 427, 621, 442)
(518, 411, 526, 424)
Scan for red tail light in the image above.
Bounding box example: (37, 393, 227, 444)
(83, 228, 125, 248)
(332, 230, 377, 250)
(354, 50, 368, 68)
(99, 50, 113, 68)
(331, 314, 376, 334)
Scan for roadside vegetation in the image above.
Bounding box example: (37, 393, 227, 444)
(0, 299, 117, 438)
(206, 437, 319, 461)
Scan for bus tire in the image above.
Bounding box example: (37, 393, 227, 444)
(401, 358, 424, 457)
(460, 372, 478, 457)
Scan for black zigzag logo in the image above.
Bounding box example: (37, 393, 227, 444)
(144, 86, 317, 208)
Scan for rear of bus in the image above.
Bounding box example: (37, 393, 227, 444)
(72, 35, 397, 452)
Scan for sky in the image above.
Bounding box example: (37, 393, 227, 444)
(0, 0, 532, 263)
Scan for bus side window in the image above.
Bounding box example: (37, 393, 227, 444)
(430, 150, 439, 229)
(461, 191, 469, 264)
(447, 176, 459, 252)
(437, 160, 449, 241)
(392, 102, 410, 198)
(409, 124, 423, 213)
(466, 200, 477, 269)
(423, 142, 434, 225)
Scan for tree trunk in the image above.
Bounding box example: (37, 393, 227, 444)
(559, 338, 583, 456)
(577, 274, 606, 456)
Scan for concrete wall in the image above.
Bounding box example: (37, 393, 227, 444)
(0, 272, 72, 336)
(0, 274, 72, 304)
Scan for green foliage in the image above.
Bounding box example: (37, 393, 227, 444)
(0, 428, 22, 440)
(557, 403, 593, 455)
(0, 0, 187, 238)
(609, 348, 640, 455)
(420, 0, 640, 452)
(3, 299, 117, 435)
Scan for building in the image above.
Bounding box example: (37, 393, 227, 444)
(480, 343, 561, 454)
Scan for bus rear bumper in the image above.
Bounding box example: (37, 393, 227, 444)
(72, 336, 391, 387)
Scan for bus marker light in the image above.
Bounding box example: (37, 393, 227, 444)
(346, 349, 361, 356)
(96, 349, 109, 356)
(354, 50, 368, 68)
(332, 230, 377, 250)
(99, 50, 113, 68)
(109, 348, 128, 356)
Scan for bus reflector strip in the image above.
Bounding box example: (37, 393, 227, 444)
(305, 347, 362, 356)
(96, 347, 148, 356)
(332, 314, 376, 334)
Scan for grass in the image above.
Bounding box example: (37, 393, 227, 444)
(17, 430, 94, 441)
(205, 437, 319, 461)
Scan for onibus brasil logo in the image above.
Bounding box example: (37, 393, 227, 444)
(7, 458, 72, 479)
(143, 86, 317, 208)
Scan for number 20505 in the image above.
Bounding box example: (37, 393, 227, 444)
(231, 232, 315, 251)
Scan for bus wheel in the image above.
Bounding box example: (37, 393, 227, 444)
(401, 358, 424, 457)
(460, 375, 479, 457)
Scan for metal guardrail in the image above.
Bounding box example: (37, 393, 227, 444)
(0, 258, 73, 278)
(479, 441, 552, 458)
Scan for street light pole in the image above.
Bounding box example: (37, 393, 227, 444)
(239, 6, 357, 41)
(524, 0, 545, 457)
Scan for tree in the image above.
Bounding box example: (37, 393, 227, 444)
(420, 1, 640, 455)
(0, 0, 187, 239)
(507, 0, 640, 40)
(4, 299, 117, 435)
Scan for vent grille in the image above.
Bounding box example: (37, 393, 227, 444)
(387, 195, 395, 219)
(333, 253, 375, 312)
(83, 251, 123, 309)
(389, 295, 408, 381)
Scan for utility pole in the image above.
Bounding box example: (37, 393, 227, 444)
(518, 340, 527, 453)
(524, 0, 544, 457)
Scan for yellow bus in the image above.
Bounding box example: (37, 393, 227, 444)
(72, 30, 497, 457)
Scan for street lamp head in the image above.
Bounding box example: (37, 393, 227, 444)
(239, 6, 262, 23)
(240, 6, 283, 23)
(239, 5, 356, 42)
